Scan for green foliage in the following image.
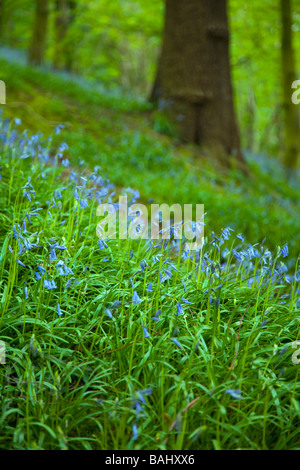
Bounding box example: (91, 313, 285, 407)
(0, 119, 299, 450)
(0, 1, 300, 451)
(2, 0, 300, 155)
(0, 55, 299, 262)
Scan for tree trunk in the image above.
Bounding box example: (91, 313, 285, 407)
(53, 0, 76, 71)
(152, 0, 246, 170)
(280, 0, 299, 171)
(28, 0, 49, 66)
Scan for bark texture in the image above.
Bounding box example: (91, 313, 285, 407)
(28, 0, 49, 66)
(152, 0, 246, 169)
(280, 0, 299, 170)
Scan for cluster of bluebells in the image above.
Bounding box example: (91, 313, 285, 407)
(1, 118, 120, 313)
(131, 388, 152, 441)
(1, 117, 299, 324)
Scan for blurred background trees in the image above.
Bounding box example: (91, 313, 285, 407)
(28, 0, 49, 65)
(0, 0, 299, 169)
(280, 0, 299, 170)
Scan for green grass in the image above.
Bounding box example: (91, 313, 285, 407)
(0, 52, 300, 265)
(0, 118, 299, 450)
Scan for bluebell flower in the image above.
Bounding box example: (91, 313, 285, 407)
(65, 279, 72, 289)
(140, 261, 146, 273)
(64, 265, 73, 276)
(79, 199, 88, 209)
(18, 241, 25, 256)
(182, 250, 190, 260)
(59, 142, 69, 152)
(24, 286, 29, 299)
(176, 303, 184, 315)
(151, 309, 161, 321)
(181, 297, 192, 305)
(146, 282, 153, 292)
(49, 248, 56, 262)
(44, 279, 57, 290)
(171, 338, 182, 349)
(137, 388, 152, 403)
(225, 389, 243, 400)
(142, 325, 150, 338)
(37, 265, 46, 275)
(221, 227, 234, 240)
(132, 291, 142, 305)
(12, 226, 19, 240)
(281, 244, 289, 258)
(55, 124, 64, 135)
(22, 219, 27, 233)
(57, 260, 65, 276)
(57, 303, 63, 315)
(25, 207, 42, 224)
(232, 249, 243, 262)
(23, 189, 35, 202)
(106, 309, 113, 319)
(132, 424, 138, 441)
(16, 259, 26, 268)
(54, 189, 63, 199)
(98, 240, 107, 250)
(35, 271, 42, 280)
(134, 401, 143, 416)
(160, 269, 172, 283)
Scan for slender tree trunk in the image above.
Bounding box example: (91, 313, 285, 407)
(53, 0, 76, 71)
(28, 0, 49, 66)
(280, 0, 299, 170)
(152, 0, 246, 170)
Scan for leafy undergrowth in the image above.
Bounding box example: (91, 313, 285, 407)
(1, 52, 300, 264)
(0, 120, 299, 450)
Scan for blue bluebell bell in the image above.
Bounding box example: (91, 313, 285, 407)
(171, 338, 182, 349)
(225, 389, 243, 400)
(176, 303, 184, 315)
(132, 291, 142, 304)
(146, 282, 153, 292)
(106, 309, 113, 319)
(151, 309, 161, 321)
(281, 244, 289, 258)
(57, 303, 63, 315)
(16, 259, 26, 268)
(142, 325, 150, 338)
